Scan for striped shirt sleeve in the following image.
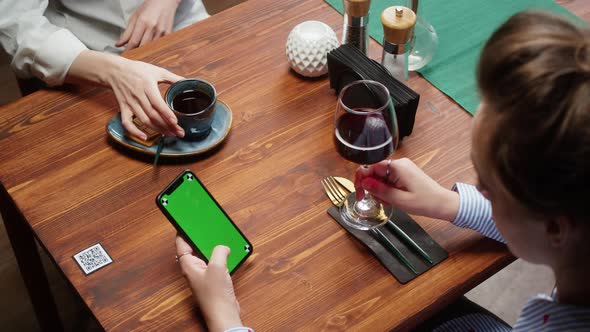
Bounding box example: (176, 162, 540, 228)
(513, 294, 590, 331)
(429, 293, 590, 331)
(433, 313, 512, 332)
(452, 183, 505, 243)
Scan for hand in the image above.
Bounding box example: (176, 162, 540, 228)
(67, 51, 185, 140)
(354, 158, 460, 222)
(176, 236, 243, 332)
(105, 56, 185, 139)
(116, 0, 181, 51)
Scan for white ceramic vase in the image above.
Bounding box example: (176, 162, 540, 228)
(286, 21, 339, 77)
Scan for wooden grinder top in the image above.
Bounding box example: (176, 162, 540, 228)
(381, 6, 417, 45)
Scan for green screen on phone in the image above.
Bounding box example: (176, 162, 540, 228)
(159, 171, 251, 273)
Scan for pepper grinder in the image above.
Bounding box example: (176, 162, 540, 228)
(380, 6, 416, 81)
(342, 0, 371, 55)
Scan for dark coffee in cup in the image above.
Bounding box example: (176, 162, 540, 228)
(165, 79, 217, 141)
(172, 90, 213, 114)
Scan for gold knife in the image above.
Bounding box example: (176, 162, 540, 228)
(334, 176, 355, 193)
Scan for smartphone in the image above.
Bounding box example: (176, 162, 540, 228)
(156, 170, 252, 273)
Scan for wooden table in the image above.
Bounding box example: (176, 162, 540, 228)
(1, 0, 586, 331)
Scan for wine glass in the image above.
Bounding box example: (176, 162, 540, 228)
(334, 80, 399, 230)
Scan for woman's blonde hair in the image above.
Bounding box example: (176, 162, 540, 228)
(477, 11, 590, 222)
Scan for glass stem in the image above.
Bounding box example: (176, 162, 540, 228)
(363, 190, 374, 202)
(354, 189, 379, 218)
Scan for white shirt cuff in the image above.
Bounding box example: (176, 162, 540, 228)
(32, 29, 88, 86)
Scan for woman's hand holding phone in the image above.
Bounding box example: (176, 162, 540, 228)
(157, 170, 253, 274)
(175, 236, 243, 332)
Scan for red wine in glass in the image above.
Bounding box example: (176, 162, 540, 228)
(334, 111, 395, 164)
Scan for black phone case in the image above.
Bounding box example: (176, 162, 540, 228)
(156, 169, 253, 274)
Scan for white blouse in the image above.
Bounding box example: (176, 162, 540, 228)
(0, 0, 209, 86)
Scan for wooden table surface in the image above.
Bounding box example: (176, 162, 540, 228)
(0, 0, 587, 331)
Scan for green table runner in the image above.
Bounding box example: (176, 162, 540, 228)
(325, 0, 581, 115)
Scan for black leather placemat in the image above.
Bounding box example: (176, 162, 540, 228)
(328, 206, 448, 284)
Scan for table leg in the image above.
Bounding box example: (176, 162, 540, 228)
(0, 185, 64, 332)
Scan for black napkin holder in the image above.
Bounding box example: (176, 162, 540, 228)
(327, 44, 420, 140)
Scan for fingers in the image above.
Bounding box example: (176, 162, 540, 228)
(354, 158, 419, 204)
(153, 12, 174, 41)
(175, 235, 193, 256)
(179, 253, 208, 276)
(179, 245, 229, 278)
(358, 158, 416, 187)
(111, 60, 186, 137)
(134, 92, 173, 135)
(176, 238, 230, 270)
(114, 86, 152, 139)
(165, 19, 173, 34)
(355, 161, 389, 182)
(176, 235, 208, 275)
(125, 21, 147, 51)
(116, 15, 137, 47)
(208, 245, 230, 269)
(157, 23, 167, 39)
(164, 11, 175, 35)
(126, 96, 165, 135)
(386, 158, 427, 192)
(159, 69, 185, 84)
(154, 16, 172, 40)
(139, 27, 156, 48)
(354, 161, 389, 200)
(153, 27, 166, 41)
(128, 109, 149, 134)
(155, 69, 186, 136)
(361, 177, 411, 205)
(146, 85, 184, 137)
(123, 80, 176, 136)
(120, 105, 147, 141)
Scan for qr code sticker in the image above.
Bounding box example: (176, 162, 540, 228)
(73, 243, 113, 275)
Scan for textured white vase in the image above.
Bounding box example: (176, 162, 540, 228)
(286, 21, 339, 77)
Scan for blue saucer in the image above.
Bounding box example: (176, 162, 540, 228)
(107, 101, 232, 157)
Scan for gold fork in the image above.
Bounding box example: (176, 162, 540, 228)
(320, 176, 348, 207)
(322, 176, 418, 274)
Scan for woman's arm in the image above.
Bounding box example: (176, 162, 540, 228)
(0, 0, 184, 139)
(66, 50, 184, 139)
(355, 159, 505, 243)
(0, 0, 87, 86)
